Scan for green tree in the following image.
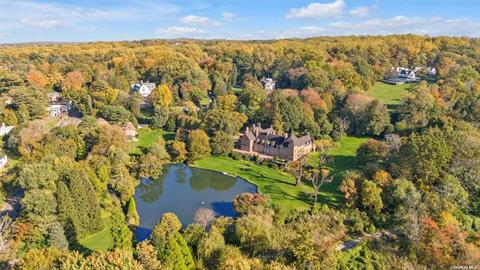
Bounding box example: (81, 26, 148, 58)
(399, 128, 452, 183)
(362, 100, 391, 136)
(361, 180, 383, 214)
(135, 241, 162, 270)
(187, 129, 210, 161)
(9, 87, 48, 121)
(110, 208, 133, 248)
(137, 139, 170, 179)
(167, 140, 187, 162)
(59, 163, 104, 239)
(47, 222, 69, 250)
(150, 213, 194, 270)
(127, 197, 140, 227)
(99, 105, 132, 125)
(210, 131, 234, 156)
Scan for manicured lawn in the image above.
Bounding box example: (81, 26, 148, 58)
(128, 128, 175, 155)
(78, 217, 113, 252)
(367, 82, 410, 111)
(194, 136, 368, 209)
(194, 156, 312, 210)
(307, 136, 368, 204)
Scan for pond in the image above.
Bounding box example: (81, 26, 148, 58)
(134, 164, 257, 241)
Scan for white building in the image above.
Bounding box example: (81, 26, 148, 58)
(396, 67, 416, 79)
(48, 102, 71, 117)
(427, 67, 437, 76)
(0, 155, 7, 169)
(260, 77, 276, 92)
(0, 123, 14, 136)
(131, 81, 157, 98)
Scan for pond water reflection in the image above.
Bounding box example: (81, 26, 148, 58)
(134, 164, 257, 241)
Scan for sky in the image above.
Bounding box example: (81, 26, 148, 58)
(0, 0, 479, 43)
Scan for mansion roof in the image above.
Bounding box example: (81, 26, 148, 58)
(244, 124, 312, 148)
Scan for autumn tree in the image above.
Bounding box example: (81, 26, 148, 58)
(149, 84, 173, 107)
(187, 129, 210, 161)
(286, 158, 306, 186)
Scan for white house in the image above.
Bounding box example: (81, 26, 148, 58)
(47, 92, 61, 103)
(0, 155, 7, 169)
(48, 102, 71, 117)
(0, 123, 14, 136)
(131, 81, 157, 98)
(396, 67, 416, 79)
(260, 77, 275, 92)
(428, 67, 437, 76)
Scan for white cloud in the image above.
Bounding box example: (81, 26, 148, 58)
(300, 26, 325, 33)
(154, 26, 205, 38)
(222, 12, 237, 21)
(286, 0, 345, 19)
(349, 7, 369, 18)
(329, 16, 480, 36)
(181, 15, 220, 26)
(20, 19, 63, 28)
(0, 0, 178, 29)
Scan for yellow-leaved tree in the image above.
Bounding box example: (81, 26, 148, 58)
(150, 84, 172, 107)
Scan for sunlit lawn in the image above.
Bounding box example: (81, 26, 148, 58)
(367, 82, 410, 111)
(194, 136, 367, 209)
(78, 216, 113, 252)
(128, 128, 175, 155)
(307, 136, 368, 204)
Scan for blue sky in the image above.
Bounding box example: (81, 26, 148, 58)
(0, 0, 479, 43)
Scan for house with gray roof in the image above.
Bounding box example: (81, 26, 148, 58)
(131, 81, 156, 98)
(238, 123, 314, 161)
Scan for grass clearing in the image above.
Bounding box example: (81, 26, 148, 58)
(78, 216, 114, 252)
(307, 136, 368, 203)
(128, 128, 175, 155)
(367, 82, 410, 111)
(194, 136, 367, 209)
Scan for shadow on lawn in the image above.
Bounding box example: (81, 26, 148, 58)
(239, 166, 294, 186)
(300, 155, 359, 206)
(386, 103, 400, 111)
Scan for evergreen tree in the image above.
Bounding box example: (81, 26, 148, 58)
(127, 197, 140, 227)
(47, 222, 69, 250)
(56, 181, 76, 241)
(110, 208, 133, 248)
(62, 166, 104, 239)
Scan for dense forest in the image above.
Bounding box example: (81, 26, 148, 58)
(0, 35, 479, 269)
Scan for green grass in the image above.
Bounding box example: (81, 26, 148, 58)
(128, 128, 175, 155)
(194, 136, 367, 209)
(194, 156, 312, 210)
(78, 217, 114, 252)
(232, 87, 243, 93)
(367, 82, 410, 111)
(307, 136, 368, 203)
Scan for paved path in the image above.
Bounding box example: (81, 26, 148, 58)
(0, 188, 23, 220)
(336, 230, 395, 251)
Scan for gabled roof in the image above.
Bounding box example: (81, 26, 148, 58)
(124, 122, 136, 131)
(293, 134, 312, 147)
(243, 124, 312, 148)
(245, 130, 256, 140)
